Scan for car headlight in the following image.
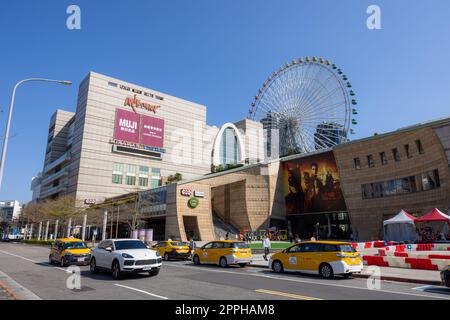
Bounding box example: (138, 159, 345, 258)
(122, 253, 134, 258)
(155, 252, 161, 257)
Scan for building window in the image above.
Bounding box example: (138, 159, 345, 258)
(126, 175, 136, 186)
(416, 139, 424, 154)
(108, 81, 118, 87)
(362, 169, 440, 199)
(354, 158, 361, 170)
(151, 168, 161, 177)
(139, 166, 149, 175)
(150, 178, 161, 188)
(138, 177, 149, 187)
(367, 155, 375, 168)
(404, 144, 412, 158)
(126, 164, 137, 175)
(113, 162, 124, 173)
(392, 148, 401, 162)
(112, 174, 123, 184)
(379, 152, 388, 165)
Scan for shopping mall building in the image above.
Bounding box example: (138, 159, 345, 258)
(34, 72, 450, 241)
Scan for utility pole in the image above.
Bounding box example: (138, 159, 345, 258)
(55, 219, 59, 239)
(82, 213, 87, 241)
(37, 222, 42, 241)
(116, 206, 119, 239)
(44, 220, 49, 241)
(102, 210, 108, 240)
(67, 217, 72, 238)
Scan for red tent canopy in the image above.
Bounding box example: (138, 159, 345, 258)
(415, 208, 450, 223)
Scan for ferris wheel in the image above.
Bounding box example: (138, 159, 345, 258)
(248, 56, 358, 157)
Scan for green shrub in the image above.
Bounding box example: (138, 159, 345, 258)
(22, 239, 55, 246)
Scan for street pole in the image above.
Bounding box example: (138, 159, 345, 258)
(102, 210, 108, 240)
(37, 222, 42, 241)
(29, 224, 33, 240)
(115, 207, 119, 239)
(44, 220, 49, 241)
(55, 219, 59, 239)
(0, 78, 72, 190)
(82, 213, 87, 241)
(67, 217, 72, 238)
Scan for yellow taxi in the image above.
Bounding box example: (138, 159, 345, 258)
(269, 241, 363, 278)
(49, 238, 91, 267)
(153, 240, 191, 261)
(192, 240, 252, 268)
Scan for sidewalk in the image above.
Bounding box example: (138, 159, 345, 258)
(0, 270, 41, 300)
(248, 254, 443, 286)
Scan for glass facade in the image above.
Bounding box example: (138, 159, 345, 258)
(362, 169, 440, 199)
(112, 162, 161, 188)
(219, 128, 241, 165)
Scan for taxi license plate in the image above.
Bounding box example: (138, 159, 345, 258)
(77, 258, 85, 262)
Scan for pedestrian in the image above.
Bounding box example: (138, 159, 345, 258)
(294, 234, 300, 243)
(225, 232, 229, 240)
(189, 238, 196, 255)
(263, 235, 271, 261)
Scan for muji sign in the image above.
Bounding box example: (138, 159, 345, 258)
(114, 108, 165, 148)
(114, 109, 140, 143)
(124, 94, 160, 114)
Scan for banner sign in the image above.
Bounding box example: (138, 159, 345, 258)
(114, 109, 140, 144)
(113, 108, 165, 150)
(141, 115, 164, 148)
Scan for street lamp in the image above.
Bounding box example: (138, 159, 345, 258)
(0, 78, 72, 190)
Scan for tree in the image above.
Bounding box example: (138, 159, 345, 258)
(166, 173, 183, 184)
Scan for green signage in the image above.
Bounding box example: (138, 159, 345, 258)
(188, 197, 199, 209)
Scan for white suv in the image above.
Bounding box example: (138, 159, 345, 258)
(90, 239, 162, 279)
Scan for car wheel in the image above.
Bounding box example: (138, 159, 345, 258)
(148, 269, 160, 277)
(90, 258, 99, 274)
(272, 260, 284, 273)
(238, 263, 247, 268)
(193, 255, 200, 265)
(164, 253, 170, 261)
(319, 263, 334, 279)
(60, 257, 67, 267)
(219, 257, 228, 268)
(112, 261, 122, 280)
(49, 255, 54, 265)
(342, 273, 353, 279)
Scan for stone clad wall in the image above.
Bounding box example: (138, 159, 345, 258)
(334, 125, 450, 241)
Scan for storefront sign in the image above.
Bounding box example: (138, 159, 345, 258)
(188, 197, 199, 209)
(194, 191, 205, 198)
(124, 94, 160, 114)
(180, 189, 192, 196)
(114, 109, 140, 143)
(141, 115, 164, 148)
(84, 199, 97, 205)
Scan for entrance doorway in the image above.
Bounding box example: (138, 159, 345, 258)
(183, 216, 201, 241)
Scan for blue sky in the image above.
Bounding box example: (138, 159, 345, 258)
(0, 0, 449, 203)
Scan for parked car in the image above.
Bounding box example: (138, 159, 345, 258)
(153, 241, 191, 261)
(192, 240, 252, 268)
(90, 239, 162, 279)
(441, 264, 450, 287)
(269, 241, 363, 279)
(49, 238, 91, 267)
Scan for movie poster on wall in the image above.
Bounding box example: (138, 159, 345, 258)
(283, 151, 347, 215)
(114, 109, 140, 143)
(141, 115, 164, 148)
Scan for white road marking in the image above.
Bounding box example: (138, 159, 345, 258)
(0, 249, 67, 271)
(114, 284, 169, 299)
(165, 263, 450, 300)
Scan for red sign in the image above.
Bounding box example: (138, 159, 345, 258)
(180, 189, 192, 196)
(124, 95, 160, 114)
(114, 109, 140, 143)
(141, 115, 164, 148)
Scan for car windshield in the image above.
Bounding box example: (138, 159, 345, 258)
(337, 245, 356, 253)
(114, 240, 147, 250)
(170, 242, 187, 247)
(64, 242, 87, 249)
(232, 242, 249, 249)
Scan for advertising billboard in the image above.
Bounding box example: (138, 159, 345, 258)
(114, 109, 140, 144)
(141, 115, 164, 148)
(283, 151, 346, 215)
